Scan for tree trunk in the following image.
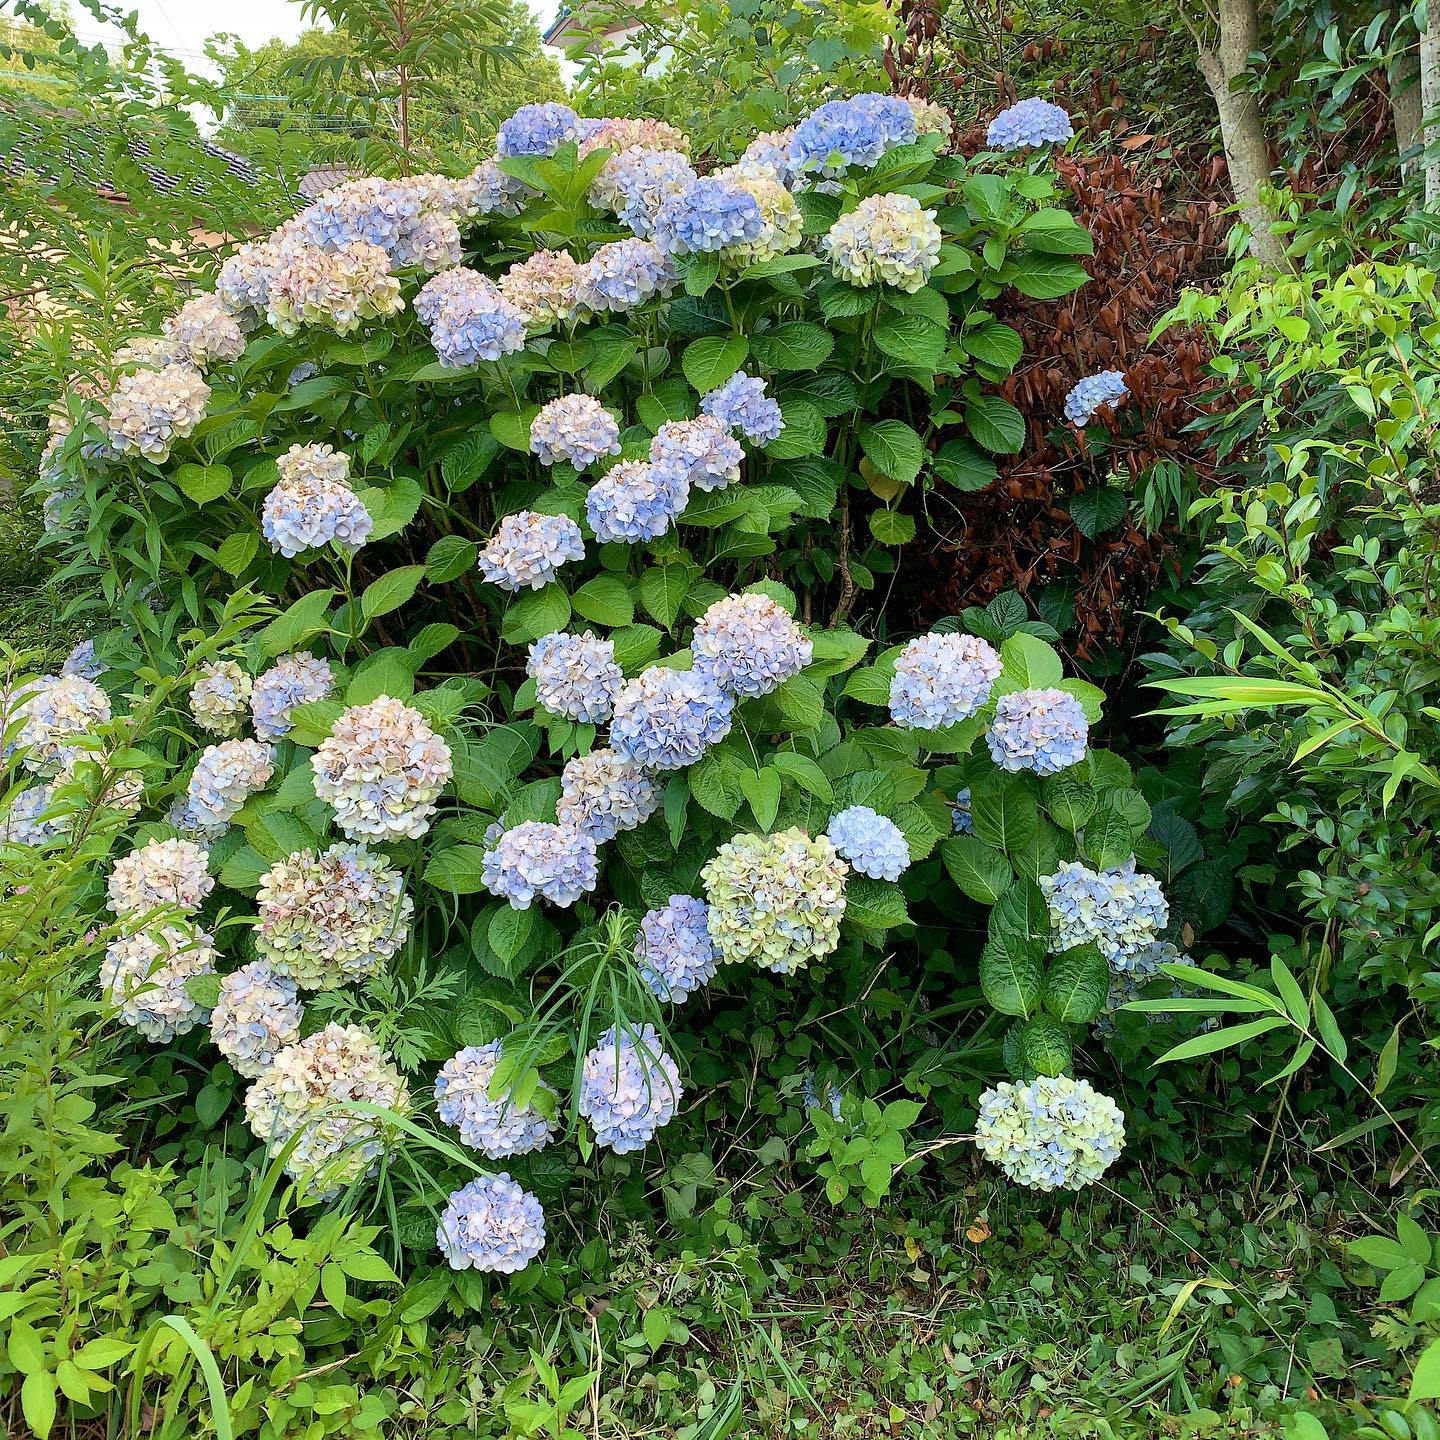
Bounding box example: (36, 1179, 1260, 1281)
(1391, 49, 1423, 181)
(1422, 9, 1440, 206)
(1191, 0, 1287, 266)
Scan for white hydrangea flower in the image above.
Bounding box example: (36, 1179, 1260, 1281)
(162, 293, 248, 369)
(556, 747, 661, 842)
(101, 922, 217, 1042)
(103, 362, 210, 461)
(477, 511, 585, 592)
(210, 961, 303, 1078)
(974, 1075, 1124, 1191)
(12, 673, 111, 774)
(189, 660, 253, 737)
(107, 837, 213, 917)
(184, 738, 275, 830)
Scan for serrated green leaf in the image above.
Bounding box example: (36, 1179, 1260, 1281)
(682, 335, 749, 394)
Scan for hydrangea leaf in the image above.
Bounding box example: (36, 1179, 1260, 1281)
(1043, 943, 1109, 1024)
(980, 931, 1043, 1017)
(941, 834, 1012, 904)
(682, 336, 749, 394)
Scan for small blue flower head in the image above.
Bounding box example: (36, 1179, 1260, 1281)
(652, 177, 764, 256)
(1064, 370, 1128, 426)
(700, 371, 784, 445)
(250, 653, 335, 741)
(437, 1173, 547, 1272)
(477, 511, 585, 592)
(482, 820, 598, 909)
(635, 894, 719, 1002)
(800, 1072, 845, 1120)
(739, 127, 798, 187)
(496, 101, 581, 157)
(986, 97, 1074, 150)
(826, 805, 911, 881)
(586, 459, 689, 543)
(691, 592, 812, 698)
(986, 687, 1088, 775)
(61, 640, 105, 681)
(649, 416, 743, 493)
(610, 667, 734, 771)
(889, 632, 1002, 729)
(527, 631, 623, 723)
(592, 148, 697, 238)
(1040, 857, 1169, 969)
(974, 1075, 1124, 1191)
(790, 96, 915, 181)
(951, 788, 973, 834)
(530, 393, 622, 471)
(556, 747, 661, 842)
(417, 269, 526, 367)
(435, 1041, 557, 1158)
(578, 1023, 682, 1152)
(573, 239, 676, 314)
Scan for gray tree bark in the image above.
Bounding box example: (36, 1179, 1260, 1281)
(1391, 50, 1423, 180)
(1421, 7, 1440, 206)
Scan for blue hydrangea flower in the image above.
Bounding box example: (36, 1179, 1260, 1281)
(635, 894, 719, 1002)
(700, 371, 784, 445)
(573, 239, 677, 313)
(1064, 370, 1129, 426)
(530, 393, 622, 471)
(889, 632, 1002, 729)
(586, 459, 689, 543)
(951, 788, 973, 834)
(527, 631, 623, 722)
(592, 148, 697, 238)
(477, 511, 585, 592)
(609, 667, 733, 771)
(437, 1173, 547, 1272)
(482, 820, 598, 909)
(649, 417, 743, 492)
(496, 101, 581, 157)
(435, 1042, 557, 1158)
(556, 747, 661, 842)
(825, 805, 910, 881)
(418, 269, 526, 367)
(739, 127, 797, 187)
(789, 96, 915, 182)
(652, 177, 764, 256)
(185, 739, 274, 830)
(986, 98, 1074, 150)
(578, 1024, 682, 1152)
(1040, 857, 1169, 970)
(690, 592, 812, 698)
(250, 653, 335, 741)
(974, 1075, 1124, 1191)
(60, 640, 105, 681)
(800, 1072, 845, 1120)
(986, 688, 1089, 775)
(1, 784, 58, 846)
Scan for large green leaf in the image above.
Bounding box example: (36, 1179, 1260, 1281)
(750, 322, 834, 372)
(980, 932, 1043, 1017)
(858, 419, 925, 485)
(682, 335, 749, 393)
(971, 781, 1039, 852)
(965, 394, 1026, 454)
(1043, 943, 1110, 1024)
(940, 834, 1012, 904)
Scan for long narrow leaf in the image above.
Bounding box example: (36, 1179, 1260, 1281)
(1153, 1016, 1289, 1065)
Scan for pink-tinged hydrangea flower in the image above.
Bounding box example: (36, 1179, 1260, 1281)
(103, 362, 210, 461)
(649, 416, 742, 493)
(413, 266, 479, 325)
(986, 97, 1074, 150)
(739, 127, 797, 187)
(114, 335, 186, 371)
(313, 696, 452, 841)
(592, 148, 697, 238)
(216, 233, 293, 321)
(577, 116, 690, 159)
(527, 631, 623, 723)
(1064, 371, 1128, 426)
(434, 1041, 557, 1157)
(244, 1022, 409, 1198)
(635, 894, 719, 1002)
(255, 842, 413, 988)
(975, 1075, 1123, 1191)
(298, 175, 462, 272)
(825, 805, 910, 881)
(263, 443, 372, 557)
(986, 688, 1089, 775)
(437, 1173, 546, 1272)
(481, 820, 598, 909)
(702, 828, 848, 974)
(499, 249, 581, 327)
(497, 101, 581, 157)
(573, 239, 677, 314)
(1, 785, 58, 846)
(107, 837, 213, 917)
(60, 639, 105, 681)
(13, 673, 111, 774)
(823, 193, 941, 292)
(101, 922, 217, 1042)
(189, 660, 253, 737)
(610, 667, 733, 772)
(586, 458, 689, 543)
(418, 267, 526, 367)
(162, 293, 248, 369)
(691, 592, 812, 698)
(653, 177, 764, 256)
(888, 633, 1002, 729)
(266, 239, 404, 335)
(1040, 857, 1169, 970)
(906, 95, 952, 140)
(530, 394, 622, 471)
(579, 1024, 682, 1152)
(453, 158, 533, 219)
(951, 787, 973, 834)
(251, 653, 335, 741)
(477, 510, 585, 591)
(700, 371, 784, 445)
(557, 747, 661, 842)
(185, 739, 275, 830)
(211, 961, 303, 1078)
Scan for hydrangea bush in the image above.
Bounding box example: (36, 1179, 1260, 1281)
(11, 93, 1192, 1286)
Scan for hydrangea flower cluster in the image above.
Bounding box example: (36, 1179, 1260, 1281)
(266, 239, 404, 335)
(216, 234, 290, 322)
(262, 443, 372, 557)
(906, 95, 952, 140)
(610, 667, 733, 771)
(530, 393, 621, 471)
(496, 101, 580, 157)
(652, 177, 764, 256)
(453, 159, 530, 219)
(823, 193, 942, 292)
(100, 923, 217, 1042)
(593, 148, 696, 237)
(986, 97, 1074, 150)
(578, 1024, 682, 1152)
(700, 372, 784, 445)
(702, 828, 848, 974)
(312, 697, 452, 841)
(13, 673, 111, 773)
(1040, 857, 1170, 970)
(974, 1075, 1124, 1191)
(251, 653, 334, 740)
(61, 639, 105, 681)
(691, 592, 812, 698)
(889, 633, 1002, 729)
(255, 842, 413, 988)
(477, 510, 585, 591)
(437, 1173, 547, 1273)
(586, 459, 689, 543)
(1, 785, 57, 846)
(649, 416, 743, 492)
(210, 961, 303, 1078)
(951, 788, 973, 834)
(573, 239, 676, 314)
(103, 362, 210, 461)
(557, 747, 661, 842)
(189, 660, 253, 737)
(298, 175, 462, 272)
(243, 1022, 409, 1197)
(434, 1042, 557, 1157)
(801, 1072, 845, 1119)
(826, 806, 911, 881)
(416, 269, 526, 367)
(1064, 370, 1129, 426)
(499, 249, 581, 327)
(1098, 943, 1198, 1032)
(184, 739, 275, 830)
(527, 631, 623, 722)
(789, 96, 916, 182)
(162, 293, 247, 369)
(985, 688, 1089, 775)
(482, 820, 598, 909)
(720, 168, 804, 263)
(107, 837, 213, 916)
(577, 116, 690, 159)
(635, 894, 719, 1003)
